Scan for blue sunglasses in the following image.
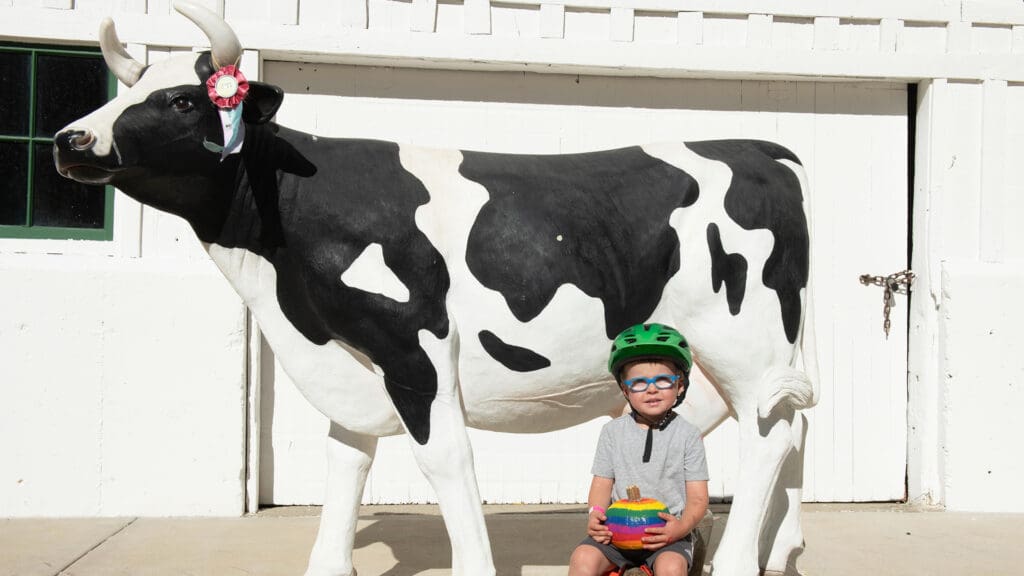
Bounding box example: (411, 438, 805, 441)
(622, 374, 680, 393)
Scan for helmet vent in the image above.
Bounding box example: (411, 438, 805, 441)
(655, 335, 670, 342)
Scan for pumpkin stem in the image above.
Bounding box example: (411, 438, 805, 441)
(626, 485, 641, 501)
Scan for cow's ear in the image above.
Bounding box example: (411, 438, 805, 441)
(243, 81, 284, 124)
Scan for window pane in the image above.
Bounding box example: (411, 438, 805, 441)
(34, 54, 108, 138)
(0, 51, 31, 135)
(0, 141, 29, 225)
(32, 142, 105, 228)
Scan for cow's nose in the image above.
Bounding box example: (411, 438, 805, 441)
(55, 129, 97, 152)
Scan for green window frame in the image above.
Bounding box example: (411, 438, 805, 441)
(0, 43, 116, 241)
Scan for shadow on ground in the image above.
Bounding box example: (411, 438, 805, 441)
(353, 505, 733, 576)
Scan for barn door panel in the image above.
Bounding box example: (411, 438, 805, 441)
(256, 63, 908, 505)
(800, 83, 909, 502)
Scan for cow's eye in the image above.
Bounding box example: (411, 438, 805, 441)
(170, 95, 194, 113)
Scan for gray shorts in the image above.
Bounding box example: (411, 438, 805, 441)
(579, 533, 693, 571)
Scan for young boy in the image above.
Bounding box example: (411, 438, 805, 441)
(568, 323, 709, 576)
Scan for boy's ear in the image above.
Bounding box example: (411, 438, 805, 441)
(243, 81, 284, 124)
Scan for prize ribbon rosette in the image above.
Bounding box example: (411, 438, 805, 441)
(206, 65, 249, 109)
(203, 65, 249, 159)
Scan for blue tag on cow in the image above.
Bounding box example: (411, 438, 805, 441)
(203, 139, 224, 154)
(202, 103, 244, 160)
(220, 103, 245, 160)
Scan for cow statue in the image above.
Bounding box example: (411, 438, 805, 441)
(54, 2, 818, 575)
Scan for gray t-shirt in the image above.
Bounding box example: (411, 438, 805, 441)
(591, 413, 709, 516)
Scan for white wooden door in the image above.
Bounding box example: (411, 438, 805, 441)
(257, 62, 909, 505)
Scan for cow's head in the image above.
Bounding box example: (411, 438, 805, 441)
(54, 1, 283, 228)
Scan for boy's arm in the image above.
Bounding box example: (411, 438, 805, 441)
(676, 479, 709, 535)
(587, 475, 614, 511)
(643, 480, 709, 550)
(586, 475, 614, 544)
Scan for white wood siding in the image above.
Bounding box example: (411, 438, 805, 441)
(3, 1, 1024, 81)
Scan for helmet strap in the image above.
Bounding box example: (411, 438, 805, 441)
(630, 410, 677, 463)
(673, 376, 689, 408)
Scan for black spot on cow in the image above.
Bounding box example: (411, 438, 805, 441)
(459, 146, 699, 339)
(217, 128, 451, 445)
(479, 330, 552, 372)
(706, 222, 747, 315)
(687, 140, 808, 343)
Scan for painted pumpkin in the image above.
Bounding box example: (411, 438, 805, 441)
(605, 486, 670, 550)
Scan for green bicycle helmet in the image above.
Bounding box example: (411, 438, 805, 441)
(608, 322, 692, 381)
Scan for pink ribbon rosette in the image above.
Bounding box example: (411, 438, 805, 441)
(206, 65, 249, 109)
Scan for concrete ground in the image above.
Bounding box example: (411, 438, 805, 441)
(3, 503, 1023, 576)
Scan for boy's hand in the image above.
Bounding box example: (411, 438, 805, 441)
(642, 512, 686, 551)
(587, 510, 612, 544)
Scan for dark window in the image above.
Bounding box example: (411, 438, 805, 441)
(0, 43, 114, 240)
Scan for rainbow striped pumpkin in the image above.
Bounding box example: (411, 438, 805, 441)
(605, 486, 670, 550)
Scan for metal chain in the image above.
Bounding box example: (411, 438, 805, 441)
(859, 269, 915, 339)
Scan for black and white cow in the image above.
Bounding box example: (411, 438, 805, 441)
(54, 2, 818, 575)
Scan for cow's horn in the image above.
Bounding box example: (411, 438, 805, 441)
(99, 18, 144, 87)
(173, 0, 241, 69)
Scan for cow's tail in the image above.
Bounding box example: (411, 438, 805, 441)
(756, 291, 820, 418)
(758, 158, 820, 418)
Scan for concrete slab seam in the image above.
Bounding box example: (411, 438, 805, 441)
(56, 518, 137, 576)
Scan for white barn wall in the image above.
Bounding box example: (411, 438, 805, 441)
(2, 2, 1024, 82)
(909, 77, 1024, 511)
(0, 256, 247, 517)
(940, 261, 1024, 512)
(1, 0, 1022, 515)
(0, 39, 260, 517)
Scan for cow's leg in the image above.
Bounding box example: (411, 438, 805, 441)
(760, 412, 808, 575)
(400, 330, 495, 576)
(711, 406, 795, 576)
(406, 399, 493, 576)
(709, 365, 813, 576)
(305, 423, 378, 576)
